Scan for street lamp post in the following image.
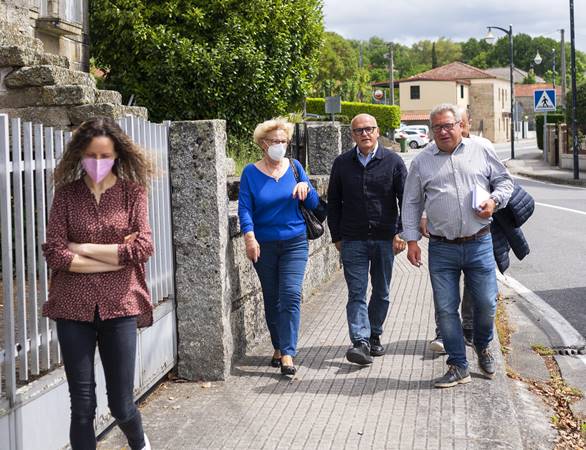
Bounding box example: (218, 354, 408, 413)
(485, 24, 515, 159)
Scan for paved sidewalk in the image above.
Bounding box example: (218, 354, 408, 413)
(99, 242, 523, 450)
(505, 149, 586, 187)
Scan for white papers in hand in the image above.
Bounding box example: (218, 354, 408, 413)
(472, 184, 490, 211)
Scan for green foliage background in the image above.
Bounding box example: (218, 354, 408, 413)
(305, 98, 400, 134)
(89, 0, 324, 136)
(312, 33, 586, 104)
(566, 83, 586, 133)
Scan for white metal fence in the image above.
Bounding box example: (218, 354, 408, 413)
(0, 114, 174, 406)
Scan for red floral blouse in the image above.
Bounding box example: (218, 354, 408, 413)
(42, 178, 154, 327)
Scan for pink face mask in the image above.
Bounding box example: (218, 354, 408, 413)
(81, 157, 115, 183)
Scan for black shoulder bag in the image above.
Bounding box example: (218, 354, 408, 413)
(289, 159, 328, 240)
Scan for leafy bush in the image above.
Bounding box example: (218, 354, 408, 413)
(535, 113, 565, 149)
(90, 0, 324, 136)
(305, 98, 400, 133)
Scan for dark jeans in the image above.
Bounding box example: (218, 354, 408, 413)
(340, 239, 395, 344)
(434, 285, 474, 337)
(57, 311, 145, 450)
(428, 234, 497, 369)
(253, 233, 308, 356)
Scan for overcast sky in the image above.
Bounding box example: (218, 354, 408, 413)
(323, 0, 586, 52)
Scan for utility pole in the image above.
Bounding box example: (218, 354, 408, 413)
(569, 0, 579, 179)
(560, 29, 566, 108)
(552, 48, 556, 88)
(388, 43, 394, 105)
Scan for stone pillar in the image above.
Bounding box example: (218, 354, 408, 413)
(306, 121, 342, 175)
(168, 120, 232, 381)
(340, 124, 354, 153)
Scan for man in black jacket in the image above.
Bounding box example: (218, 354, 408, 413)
(327, 113, 407, 365)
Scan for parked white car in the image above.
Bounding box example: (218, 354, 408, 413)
(394, 129, 430, 149)
(402, 125, 429, 138)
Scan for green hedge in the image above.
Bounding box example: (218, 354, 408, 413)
(305, 98, 401, 134)
(535, 113, 565, 149)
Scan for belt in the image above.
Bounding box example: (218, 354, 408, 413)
(429, 225, 490, 244)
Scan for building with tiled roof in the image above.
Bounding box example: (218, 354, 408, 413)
(382, 61, 513, 143)
(485, 67, 546, 84)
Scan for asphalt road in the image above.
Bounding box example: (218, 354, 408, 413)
(494, 140, 586, 340)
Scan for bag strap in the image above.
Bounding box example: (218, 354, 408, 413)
(289, 158, 300, 182)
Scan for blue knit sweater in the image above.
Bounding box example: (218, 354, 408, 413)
(238, 159, 319, 242)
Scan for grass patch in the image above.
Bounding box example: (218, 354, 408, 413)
(496, 291, 585, 448)
(531, 344, 556, 356)
(227, 134, 262, 176)
(495, 293, 512, 355)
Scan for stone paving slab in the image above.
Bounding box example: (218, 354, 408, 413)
(99, 243, 522, 450)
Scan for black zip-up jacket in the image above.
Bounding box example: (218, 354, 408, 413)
(327, 146, 407, 242)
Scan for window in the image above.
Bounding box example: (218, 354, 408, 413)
(410, 85, 420, 100)
(460, 85, 464, 99)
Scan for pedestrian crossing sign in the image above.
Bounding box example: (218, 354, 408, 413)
(534, 89, 556, 112)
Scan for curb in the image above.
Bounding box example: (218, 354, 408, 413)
(508, 169, 586, 187)
(497, 272, 586, 354)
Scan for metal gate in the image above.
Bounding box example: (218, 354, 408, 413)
(0, 114, 176, 450)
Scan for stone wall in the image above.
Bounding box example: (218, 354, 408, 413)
(226, 175, 340, 359)
(0, 17, 144, 127)
(170, 121, 343, 381)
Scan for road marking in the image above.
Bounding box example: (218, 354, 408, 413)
(535, 202, 586, 216)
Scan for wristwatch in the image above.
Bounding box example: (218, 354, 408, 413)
(490, 196, 500, 209)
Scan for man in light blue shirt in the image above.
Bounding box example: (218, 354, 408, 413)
(402, 103, 513, 388)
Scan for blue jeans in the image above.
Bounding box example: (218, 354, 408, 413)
(254, 234, 308, 357)
(434, 285, 474, 336)
(341, 240, 394, 344)
(428, 234, 498, 369)
(57, 311, 145, 450)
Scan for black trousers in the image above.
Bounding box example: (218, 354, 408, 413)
(57, 311, 145, 450)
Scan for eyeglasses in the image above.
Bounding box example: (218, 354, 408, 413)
(431, 122, 460, 133)
(264, 139, 288, 145)
(352, 126, 378, 135)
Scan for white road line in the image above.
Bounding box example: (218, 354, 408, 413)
(535, 202, 586, 215)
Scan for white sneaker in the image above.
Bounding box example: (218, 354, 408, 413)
(141, 434, 151, 450)
(429, 337, 446, 353)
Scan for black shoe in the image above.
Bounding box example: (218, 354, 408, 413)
(280, 364, 296, 376)
(463, 328, 474, 347)
(476, 347, 496, 379)
(369, 335, 385, 357)
(270, 357, 281, 368)
(346, 341, 374, 365)
(434, 365, 471, 388)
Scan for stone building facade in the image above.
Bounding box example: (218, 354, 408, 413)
(1, 0, 89, 71)
(1, 1, 145, 127)
(373, 62, 513, 143)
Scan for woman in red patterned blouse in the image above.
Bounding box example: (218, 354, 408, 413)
(43, 117, 154, 450)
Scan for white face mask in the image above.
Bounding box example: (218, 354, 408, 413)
(267, 143, 287, 162)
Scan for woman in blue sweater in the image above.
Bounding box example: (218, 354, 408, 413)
(238, 118, 319, 375)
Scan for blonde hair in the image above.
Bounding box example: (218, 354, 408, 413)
(253, 117, 294, 147)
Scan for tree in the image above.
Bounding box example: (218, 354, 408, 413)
(313, 32, 359, 98)
(566, 81, 586, 133)
(90, 0, 324, 135)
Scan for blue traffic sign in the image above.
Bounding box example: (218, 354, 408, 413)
(534, 89, 556, 112)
